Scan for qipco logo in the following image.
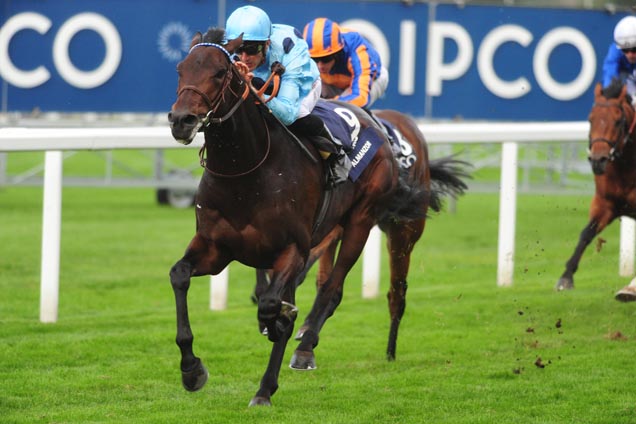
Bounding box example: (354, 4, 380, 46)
(0, 12, 122, 89)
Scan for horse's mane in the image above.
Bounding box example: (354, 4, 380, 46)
(202, 27, 225, 44)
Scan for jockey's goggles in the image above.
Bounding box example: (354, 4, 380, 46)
(236, 42, 265, 56)
(622, 47, 636, 54)
(313, 54, 336, 64)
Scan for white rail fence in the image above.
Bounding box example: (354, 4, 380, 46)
(2, 122, 634, 323)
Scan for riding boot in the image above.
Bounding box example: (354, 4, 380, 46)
(289, 115, 349, 188)
(324, 149, 350, 188)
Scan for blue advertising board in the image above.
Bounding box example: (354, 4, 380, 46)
(0, 0, 627, 120)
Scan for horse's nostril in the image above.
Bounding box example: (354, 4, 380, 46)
(167, 112, 174, 123)
(183, 115, 199, 127)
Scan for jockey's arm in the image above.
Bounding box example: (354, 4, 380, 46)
(265, 51, 307, 125)
(336, 50, 372, 108)
(602, 44, 623, 87)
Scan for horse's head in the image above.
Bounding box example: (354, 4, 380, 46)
(588, 81, 636, 175)
(168, 28, 244, 145)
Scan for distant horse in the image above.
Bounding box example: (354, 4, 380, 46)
(556, 80, 636, 301)
(168, 28, 467, 406)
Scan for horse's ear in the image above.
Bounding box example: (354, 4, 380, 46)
(620, 83, 628, 100)
(225, 33, 244, 54)
(190, 32, 203, 49)
(594, 82, 602, 98)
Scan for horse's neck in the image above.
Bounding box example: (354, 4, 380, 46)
(202, 102, 272, 176)
(624, 133, 636, 165)
(612, 133, 636, 184)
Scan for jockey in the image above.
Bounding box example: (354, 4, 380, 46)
(602, 15, 636, 105)
(303, 18, 389, 109)
(225, 6, 348, 187)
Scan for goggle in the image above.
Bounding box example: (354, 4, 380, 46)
(236, 43, 264, 56)
(313, 54, 336, 64)
(622, 47, 636, 54)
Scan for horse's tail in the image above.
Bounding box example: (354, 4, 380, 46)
(428, 155, 472, 212)
(376, 155, 471, 225)
(377, 169, 430, 226)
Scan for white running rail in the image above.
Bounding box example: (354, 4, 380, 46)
(3, 122, 633, 321)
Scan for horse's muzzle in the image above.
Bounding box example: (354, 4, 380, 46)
(167, 111, 202, 145)
(589, 156, 609, 175)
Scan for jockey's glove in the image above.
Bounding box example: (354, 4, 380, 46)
(271, 61, 285, 76)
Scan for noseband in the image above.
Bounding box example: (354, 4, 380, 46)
(176, 43, 250, 127)
(589, 100, 636, 161)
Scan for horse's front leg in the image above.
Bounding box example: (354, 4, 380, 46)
(170, 257, 209, 391)
(556, 205, 614, 290)
(250, 245, 305, 406)
(169, 234, 229, 392)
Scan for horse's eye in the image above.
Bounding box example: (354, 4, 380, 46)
(214, 69, 226, 79)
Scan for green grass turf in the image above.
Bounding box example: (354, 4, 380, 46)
(1, 186, 635, 423)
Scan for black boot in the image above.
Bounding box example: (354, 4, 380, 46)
(324, 151, 350, 188)
(288, 115, 339, 155)
(289, 115, 349, 188)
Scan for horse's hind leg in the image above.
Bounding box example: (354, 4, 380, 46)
(291, 223, 373, 370)
(385, 220, 424, 360)
(170, 257, 209, 392)
(250, 282, 297, 407)
(250, 246, 306, 406)
(295, 230, 340, 340)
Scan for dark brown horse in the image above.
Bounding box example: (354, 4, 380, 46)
(167, 28, 467, 406)
(556, 80, 636, 301)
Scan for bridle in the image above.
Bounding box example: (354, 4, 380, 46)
(176, 42, 271, 178)
(589, 99, 636, 161)
(176, 43, 251, 128)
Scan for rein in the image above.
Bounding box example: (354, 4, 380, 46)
(589, 100, 636, 160)
(198, 122, 272, 178)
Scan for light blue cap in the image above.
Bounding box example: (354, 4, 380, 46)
(225, 6, 272, 42)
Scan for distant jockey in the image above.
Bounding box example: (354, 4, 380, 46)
(602, 15, 636, 105)
(303, 17, 389, 109)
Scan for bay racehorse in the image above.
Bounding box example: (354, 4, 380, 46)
(556, 80, 636, 301)
(168, 28, 468, 406)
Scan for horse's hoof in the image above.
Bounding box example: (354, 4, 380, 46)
(181, 358, 209, 392)
(290, 350, 316, 370)
(555, 277, 573, 291)
(248, 396, 272, 407)
(615, 285, 636, 302)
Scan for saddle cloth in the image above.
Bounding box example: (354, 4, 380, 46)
(311, 101, 415, 181)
